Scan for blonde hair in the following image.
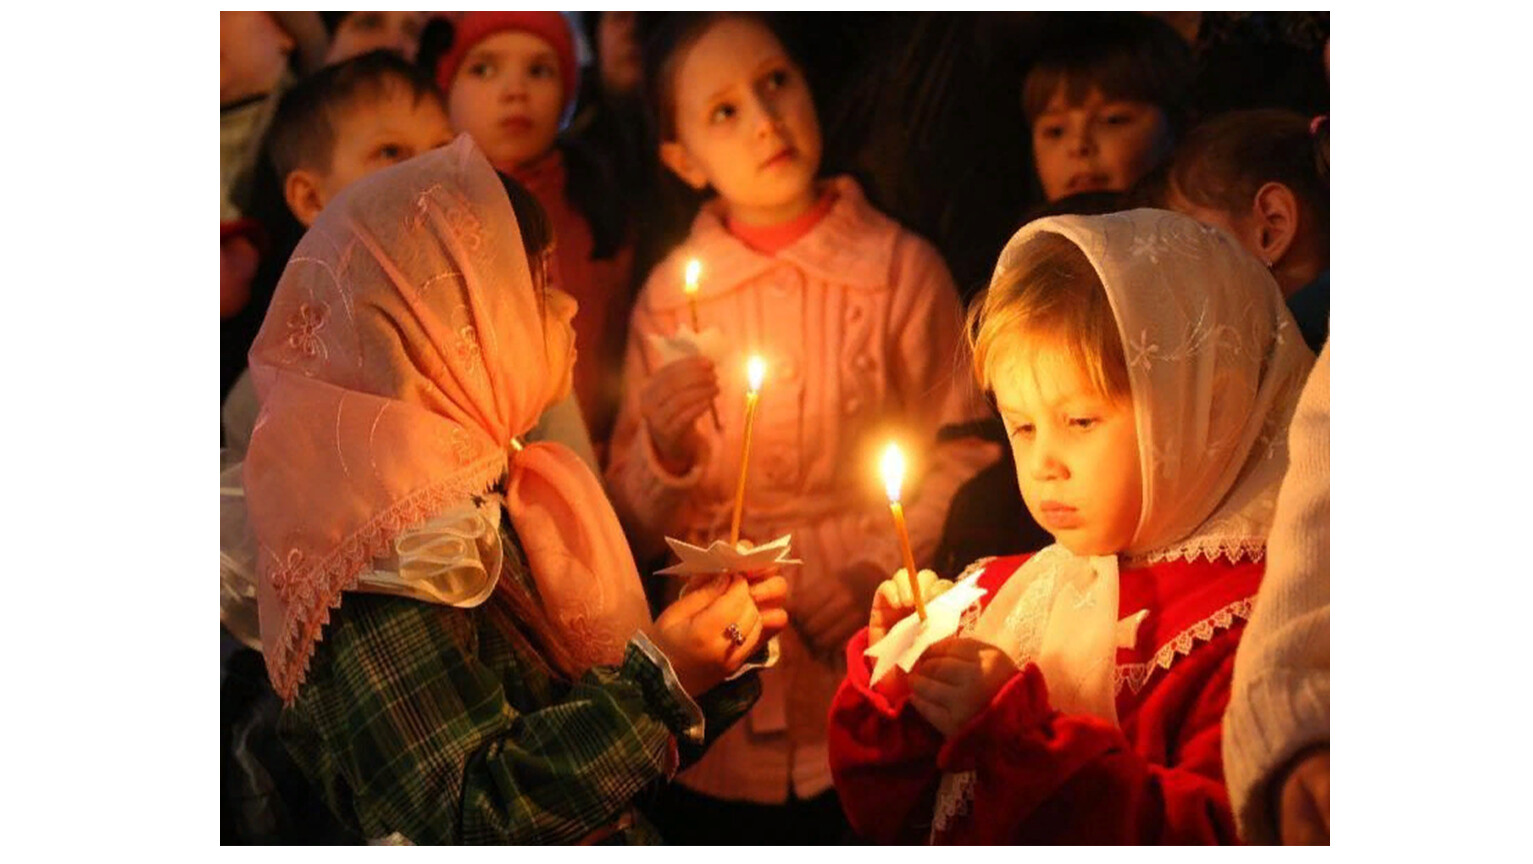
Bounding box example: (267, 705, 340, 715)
(966, 231, 1131, 402)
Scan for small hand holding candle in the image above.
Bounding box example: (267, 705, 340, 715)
(880, 443, 927, 622)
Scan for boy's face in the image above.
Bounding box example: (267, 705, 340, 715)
(447, 31, 565, 170)
(324, 11, 429, 65)
(597, 11, 642, 97)
(1031, 85, 1172, 203)
(659, 16, 822, 226)
(990, 336, 1142, 557)
(221, 11, 293, 106)
(290, 87, 455, 227)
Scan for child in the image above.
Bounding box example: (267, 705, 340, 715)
(223, 49, 455, 401)
(435, 12, 634, 454)
(1163, 108, 1330, 352)
(243, 136, 789, 844)
(320, 11, 430, 65)
(827, 208, 1314, 843)
(605, 12, 997, 843)
(1024, 13, 1192, 204)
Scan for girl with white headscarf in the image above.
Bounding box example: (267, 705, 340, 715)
(243, 136, 787, 844)
(827, 209, 1314, 844)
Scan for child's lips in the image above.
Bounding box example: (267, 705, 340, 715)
(760, 146, 797, 170)
(1066, 172, 1112, 194)
(1038, 502, 1083, 529)
(500, 116, 534, 134)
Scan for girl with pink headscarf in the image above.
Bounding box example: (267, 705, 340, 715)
(828, 209, 1314, 843)
(242, 135, 786, 844)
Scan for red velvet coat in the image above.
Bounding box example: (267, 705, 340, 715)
(828, 551, 1262, 844)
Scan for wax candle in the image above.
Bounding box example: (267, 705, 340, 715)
(729, 356, 767, 546)
(880, 442, 927, 622)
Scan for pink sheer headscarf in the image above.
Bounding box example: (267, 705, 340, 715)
(244, 135, 650, 702)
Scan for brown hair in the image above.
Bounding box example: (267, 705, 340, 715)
(1166, 108, 1329, 233)
(1021, 13, 1193, 134)
(641, 11, 803, 143)
(967, 231, 1130, 403)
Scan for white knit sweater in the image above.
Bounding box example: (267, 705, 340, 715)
(1223, 341, 1331, 844)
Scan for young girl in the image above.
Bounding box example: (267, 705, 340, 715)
(1164, 108, 1330, 352)
(604, 12, 997, 843)
(243, 136, 788, 844)
(1024, 13, 1192, 205)
(827, 208, 1315, 843)
(435, 11, 633, 454)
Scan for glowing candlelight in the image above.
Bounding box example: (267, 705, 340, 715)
(880, 442, 927, 622)
(729, 356, 767, 546)
(683, 258, 703, 332)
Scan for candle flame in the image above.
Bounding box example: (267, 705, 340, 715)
(684, 259, 701, 294)
(746, 355, 767, 393)
(880, 442, 905, 503)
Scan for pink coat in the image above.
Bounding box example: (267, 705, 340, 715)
(605, 177, 998, 803)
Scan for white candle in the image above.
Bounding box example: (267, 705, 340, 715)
(729, 356, 767, 546)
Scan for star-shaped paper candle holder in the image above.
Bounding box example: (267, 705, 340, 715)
(654, 534, 800, 577)
(864, 571, 989, 685)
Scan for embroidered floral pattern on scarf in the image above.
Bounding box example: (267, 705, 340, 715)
(243, 136, 651, 702)
(929, 209, 1315, 833)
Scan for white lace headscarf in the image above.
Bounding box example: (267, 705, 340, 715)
(974, 208, 1315, 721)
(930, 208, 1314, 837)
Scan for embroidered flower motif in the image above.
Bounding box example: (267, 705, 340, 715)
(1129, 234, 1168, 263)
(272, 548, 305, 603)
(286, 302, 330, 361)
(447, 426, 477, 466)
(455, 325, 482, 372)
(1126, 329, 1161, 370)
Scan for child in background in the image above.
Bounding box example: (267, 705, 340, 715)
(321, 11, 430, 65)
(435, 12, 634, 455)
(1024, 13, 1192, 204)
(223, 50, 455, 411)
(245, 138, 788, 844)
(828, 209, 1314, 843)
(606, 12, 997, 843)
(1163, 108, 1330, 352)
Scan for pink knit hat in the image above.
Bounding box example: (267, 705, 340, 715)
(434, 11, 578, 113)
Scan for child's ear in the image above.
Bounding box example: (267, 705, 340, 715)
(284, 169, 327, 228)
(658, 140, 710, 191)
(1251, 181, 1300, 267)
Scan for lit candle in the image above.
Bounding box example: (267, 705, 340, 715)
(729, 356, 767, 546)
(683, 258, 722, 432)
(683, 258, 703, 332)
(880, 442, 927, 622)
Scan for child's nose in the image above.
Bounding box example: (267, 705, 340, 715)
(1068, 125, 1097, 158)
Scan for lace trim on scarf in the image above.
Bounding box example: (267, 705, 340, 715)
(1113, 597, 1254, 695)
(1124, 536, 1266, 567)
(268, 454, 508, 702)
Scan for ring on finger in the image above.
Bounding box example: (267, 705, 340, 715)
(723, 622, 747, 647)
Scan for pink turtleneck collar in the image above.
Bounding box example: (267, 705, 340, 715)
(724, 189, 839, 255)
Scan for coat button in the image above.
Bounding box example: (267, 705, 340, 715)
(854, 354, 876, 372)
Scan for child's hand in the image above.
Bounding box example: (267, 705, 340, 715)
(742, 566, 790, 644)
(907, 637, 1017, 737)
(640, 356, 718, 475)
(1277, 747, 1329, 845)
(868, 568, 953, 647)
(647, 573, 762, 697)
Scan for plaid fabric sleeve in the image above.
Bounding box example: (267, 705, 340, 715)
(281, 594, 712, 845)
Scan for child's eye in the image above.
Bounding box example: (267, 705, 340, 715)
(1067, 416, 1099, 431)
(763, 68, 791, 91)
(709, 102, 737, 124)
(530, 61, 557, 79)
(1036, 123, 1065, 141)
(1009, 423, 1036, 439)
(468, 60, 495, 79)
(375, 143, 408, 162)
(1103, 112, 1135, 126)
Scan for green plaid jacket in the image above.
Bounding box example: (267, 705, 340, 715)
(278, 529, 759, 845)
